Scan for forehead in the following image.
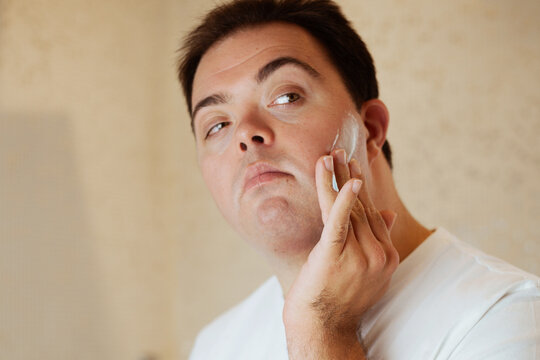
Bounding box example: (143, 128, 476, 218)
(192, 22, 334, 103)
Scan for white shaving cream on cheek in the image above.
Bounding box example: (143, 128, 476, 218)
(329, 112, 360, 191)
(330, 111, 360, 160)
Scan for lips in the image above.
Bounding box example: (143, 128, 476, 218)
(243, 162, 291, 192)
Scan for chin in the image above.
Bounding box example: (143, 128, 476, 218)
(241, 196, 323, 258)
(256, 196, 293, 225)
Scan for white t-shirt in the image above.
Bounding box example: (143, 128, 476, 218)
(189, 228, 540, 359)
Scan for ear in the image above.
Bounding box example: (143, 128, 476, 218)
(360, 99, 389, 165)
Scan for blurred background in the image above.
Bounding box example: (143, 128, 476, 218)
(1, 0, 539, 359)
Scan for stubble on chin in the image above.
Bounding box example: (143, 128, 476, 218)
(238, 196, 324, 259)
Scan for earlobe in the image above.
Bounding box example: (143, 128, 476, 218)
(360, 99, 390, 164)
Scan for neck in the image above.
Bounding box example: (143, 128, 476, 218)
(385, 195, 433, 263)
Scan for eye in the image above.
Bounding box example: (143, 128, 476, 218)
(206, 121, 229, 139)
(272, 92, 301, 106)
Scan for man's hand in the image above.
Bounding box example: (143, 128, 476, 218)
(283, 149, 399, 359)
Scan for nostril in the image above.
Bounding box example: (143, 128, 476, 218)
(252, 135, 264, 143)
(240, 142, 247, 151)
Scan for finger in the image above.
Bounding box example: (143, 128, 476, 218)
(378, 210, 399, 269)
(349, 159, 390, 243)
(319, 178, 362, 257)
(350, 159, 399, 270)
(346, 158, 374, 240)
(348, 157, 368, 217)
(332, 149, 350, 189)
(348, 157, 362, 180)
(315, 155, 338, 224)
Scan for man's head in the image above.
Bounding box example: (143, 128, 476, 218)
(177, 0, 393, 261)
(178, 0, 391, 166)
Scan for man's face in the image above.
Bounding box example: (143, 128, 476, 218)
(191, 23, 368, 258)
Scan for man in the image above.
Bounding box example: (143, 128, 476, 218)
(177, 0, 540, 358)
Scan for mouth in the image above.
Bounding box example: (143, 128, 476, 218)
(243, 162, 291, 192)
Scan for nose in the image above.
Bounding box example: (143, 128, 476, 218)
(235, 112, 275, 152)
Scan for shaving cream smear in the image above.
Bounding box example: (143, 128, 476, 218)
(329, 111, 360, 191)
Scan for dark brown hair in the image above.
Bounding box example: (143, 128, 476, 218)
(177, 0, 392, 167)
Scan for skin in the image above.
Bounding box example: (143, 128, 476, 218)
(191, 22, 431, 358)
(330, 112, 360, 163)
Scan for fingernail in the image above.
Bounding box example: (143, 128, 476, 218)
(336, 149, 347, 165)
(323, 156, 333, 172)
(352, 179, 362, 194)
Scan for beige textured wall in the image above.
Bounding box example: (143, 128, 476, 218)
(1, 1, 538, 359)
(1, 1, 180, 359)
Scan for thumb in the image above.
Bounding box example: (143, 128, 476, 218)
(379, 210, 397, 232)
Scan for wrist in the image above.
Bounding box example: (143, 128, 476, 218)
(284, 319, 365, 360)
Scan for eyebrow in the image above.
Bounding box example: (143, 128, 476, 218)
(191, 56, 321, 124)
(191, 93, 230, 121)
(255, 56, 320, 84)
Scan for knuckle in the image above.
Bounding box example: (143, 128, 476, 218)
(387, 247, 400, 270)
(381, 247, 399, 276)
(377, 216, 387, 230)
(365, 205, 374, 216)
(369, 243, 387, 271)
(350, 255, 368, 273)
(352, 211, 367, 227)
(333, 223, 349, 240)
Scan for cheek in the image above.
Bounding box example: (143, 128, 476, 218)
(200, 126, 236, 156)
(281, 125, 336, 182)
(297, 121, 341, 155)
(330, 111, 362, 161)
(268, 107, 302, 124)
(200, 158, 230, 206)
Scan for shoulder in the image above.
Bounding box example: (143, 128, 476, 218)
(410, 227, 539, 291)
(189, 276, 284, 359)
(363, 228, 540, 359)
(433, 229, 540, 359)
(418, 227, 539, 313)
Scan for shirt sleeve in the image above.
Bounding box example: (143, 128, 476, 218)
(449, 283, 540, 360)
